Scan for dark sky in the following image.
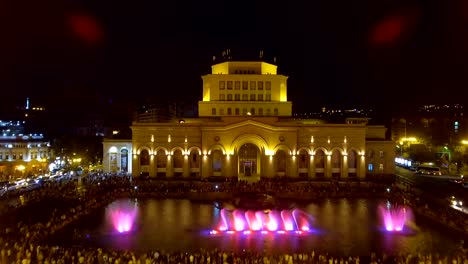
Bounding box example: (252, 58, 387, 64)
(1, 0, 468, 117)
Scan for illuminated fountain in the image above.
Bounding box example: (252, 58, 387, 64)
(378, 202, 414, 232)
(106, 200, 138, 233)
(211, 208, 313, 234)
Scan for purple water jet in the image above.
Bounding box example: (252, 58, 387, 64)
(216, 208, 312, 233)
(106, 200, 138, 233)
(378, 202, 414, 232)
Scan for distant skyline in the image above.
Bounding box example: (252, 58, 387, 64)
(1, 0, 468, 118)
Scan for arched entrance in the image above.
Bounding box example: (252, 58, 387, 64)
(238, 143, 260, 177)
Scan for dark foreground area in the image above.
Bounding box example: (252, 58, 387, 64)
(0, 174, 467, 263)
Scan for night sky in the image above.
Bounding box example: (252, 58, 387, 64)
(1, 0, 468, 118)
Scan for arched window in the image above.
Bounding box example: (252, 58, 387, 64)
(156, 150, 166, 169)
(298, 150, 309, 178)
(314, 149, 325, 177)
(212, 150, 223, 173)
(275, 150, 287, 176)
(239, 143, 259, 177)
(140, 149, 149, 166)
(348, 150, 357, 177)
(173, 149, 184, 177)
(331, 150, 341, 178)
(120, 149, 128, 172)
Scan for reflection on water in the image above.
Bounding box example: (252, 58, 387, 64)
(63, 198, 462, 256)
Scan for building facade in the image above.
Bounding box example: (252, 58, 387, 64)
(104, 61, 395, 180)
(0, 121, 50, 180)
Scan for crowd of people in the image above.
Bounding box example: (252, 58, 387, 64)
(0, 173, 467, 263)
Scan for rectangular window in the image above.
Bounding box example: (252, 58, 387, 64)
(266, 109, 271, 116)
(0, 153, 2, 160)
(242, 81, 248, 90)
(235, 108, 240, 115)
(250, 94, 256, 101)
(227, 108, 232, 115)
(227, 94, 232, 101)
(379, 151, 384, 158)
(265, 94, 271, 101)
(212, 108, 216, 115)
(235, 94, 240, 101)
(258, 81, 263, 90)
(219, 94, 225, 100)
(220, 109, 224, 115)
(12, 154, 16, 160)
(219, 81, 225, 90)
(251, 108, 255, 115)
(258, 108, 263, 116)
(258, 94, 263, 101)
(368, 164, 373, 171)
(379, 164, 384, 171)
(242, 108, 247, 115)
(242, 94, 248, 101)
(265, 81, 271, 90)
(19, 153, 23, 160)
(250, 81, 256, 90)
(5, 154, 9, 160)
(227, 81, 233, 90)
(235, 81, 240, 90)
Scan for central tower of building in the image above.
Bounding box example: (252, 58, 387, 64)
(198, 61, 292, 117)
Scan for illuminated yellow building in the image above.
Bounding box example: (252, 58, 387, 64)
(0, 134, 50, 180)
(104, 60, 395, 181)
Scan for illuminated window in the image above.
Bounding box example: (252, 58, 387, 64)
(265, 94, 271, 101)
(379, 164, 384, 171)
(242, 81, 248, 90)
(242, 94, 248, 101)
(212, 108, 216, 115)
(219, 81, 225, 90)
(227, 81, 233, 90)
(19, 153, 23, 160)
(258, 94, 263, 101)
(250, 81, 256, 90)
(379, 151, 384, 158)
(12, 154, 16, 160)
(258, 81, 263, 90)
(235, 108, 240, 115)
(250, 94, 256, 101)
(227, 94, 232, 101)
(265, 81, 271, 90)
(368, 164, 373, 171)
(235, 81, 240, 90)
(235, 94, 240, 101)
(219, 94, 225, 100)
(227, 108, 232, 115)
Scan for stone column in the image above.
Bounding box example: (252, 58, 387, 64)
(183, 155, 190, 177)
(166, 155, 173, 177)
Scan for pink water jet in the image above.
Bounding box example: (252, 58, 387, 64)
(106, 201, 138, 233)
(217, 208, 312, 232)
(378, 203, 413, 232)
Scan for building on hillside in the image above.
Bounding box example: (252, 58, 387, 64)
(0, 120, 50, 180)
(103, 60, 395, 181)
